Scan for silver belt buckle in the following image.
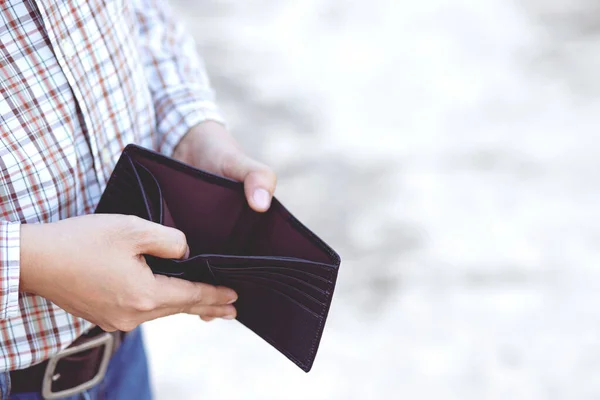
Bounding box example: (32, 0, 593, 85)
(41, 332, 114, 400)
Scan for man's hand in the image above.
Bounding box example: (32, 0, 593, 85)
(173, 121, 277, 212)
(20, 214, 238, 331)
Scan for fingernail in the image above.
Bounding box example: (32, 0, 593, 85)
(227, 296, 237, 304)
(253, 188, 271, 210)
(183, 245, 190, 259)
(223, 314, 236, 320)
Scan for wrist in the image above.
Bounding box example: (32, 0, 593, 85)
(20, 223, 54, 294)
(173, 120, 233, 164)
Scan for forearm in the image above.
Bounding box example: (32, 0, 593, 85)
(132, 0, 224, 156)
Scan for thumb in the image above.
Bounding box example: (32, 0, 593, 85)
(222, 154, 277, 212)
(132, 218, 189, 259)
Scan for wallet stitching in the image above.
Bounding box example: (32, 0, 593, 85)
(305, 265, 335, 368)
(128, 156, 154, 221)
(135, 162, 165, 224)
(204, 260, 218, 285)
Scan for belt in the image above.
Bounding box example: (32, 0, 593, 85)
(9, 327, 126, 399)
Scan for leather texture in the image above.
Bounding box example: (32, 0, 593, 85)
(95, 144, 341, 372)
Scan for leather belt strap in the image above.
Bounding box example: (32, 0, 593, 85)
(9, 327, 125, 396)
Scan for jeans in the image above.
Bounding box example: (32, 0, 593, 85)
(0, 327, 152, 400)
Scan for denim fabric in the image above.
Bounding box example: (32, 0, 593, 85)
(0, 327, 152, 400)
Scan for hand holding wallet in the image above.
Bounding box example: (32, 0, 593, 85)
(95, 144, 341, 372)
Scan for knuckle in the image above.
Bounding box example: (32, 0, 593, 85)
(199, 285, 217, 304)
(200, 309, 216, 319)
(263, 167, 277, 186)
(255, 163, 275, 180)
(173, 230, 188, 256)
(132, 297, 156, 313)
(120, 215, 142, 232)
(191, 287, 205, 304)
(218, 305, 235, 318)
(115, 289, 150, 312)
(122, 289, 155, 312)
(99, 324, 117, 332)
(115, 318, 138, 332)
(222, 152, 242, 174)
(116, 216, 146, 244)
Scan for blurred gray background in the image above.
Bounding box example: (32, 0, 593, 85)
(143, 0, 600, 399)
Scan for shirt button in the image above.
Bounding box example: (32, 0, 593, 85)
(62, 39, 75, 59)
(101, 149, 111, 164)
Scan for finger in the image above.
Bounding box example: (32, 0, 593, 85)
(221, 153, 277, 212)
(195, 305, 237, 321)
(142, 304, 236, 324)
(152, 275, 237, 309)
(244, 167, 277, 212)
(131, 218, 189, 259)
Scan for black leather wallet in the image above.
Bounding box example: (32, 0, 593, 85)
(95, 144, 341, 372)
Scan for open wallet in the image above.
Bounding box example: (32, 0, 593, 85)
(94, 144, 341, 372)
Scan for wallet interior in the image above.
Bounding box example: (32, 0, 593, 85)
(96, 145, 340, 372)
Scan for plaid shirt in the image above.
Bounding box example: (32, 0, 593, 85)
(0, 0, 223, 371)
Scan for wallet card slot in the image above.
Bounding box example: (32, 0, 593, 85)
(219, 274, 327, 313)
(146, 257, 218, 285)
(210, 266, 332, 292)
(210, 265, 333, 284)
(144, 255, 186, 278)
(222, 277, 324, 319)
(215, 270, 329, 304)
(224, 278, 324, 370)
(200, 255, 336, 283)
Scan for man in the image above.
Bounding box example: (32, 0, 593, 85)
(0, 0, 277, 398)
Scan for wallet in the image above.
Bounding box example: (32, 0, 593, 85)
(95, 144, 341, 372)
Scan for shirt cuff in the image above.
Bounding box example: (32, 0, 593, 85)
(0, 221, 21, 320)
(156, 95, 226, 157)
